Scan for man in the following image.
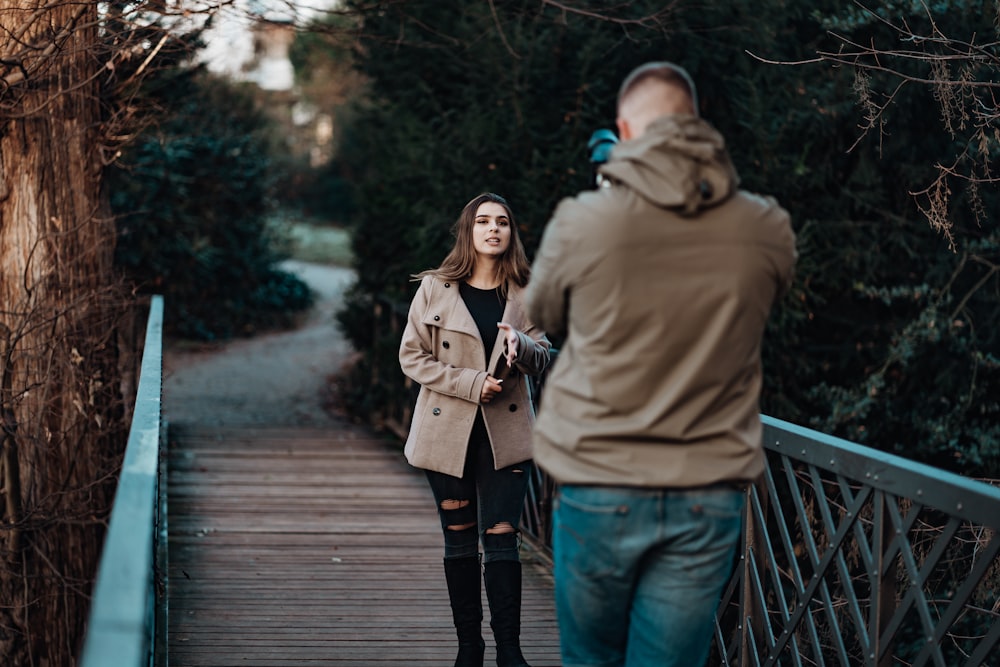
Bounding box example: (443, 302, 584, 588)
(524, 62, 797, 667)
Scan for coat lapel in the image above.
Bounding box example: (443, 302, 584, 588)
(501, 285, 527, 331)
(430, 279, 481, 340)
(421, 279, 528, 371)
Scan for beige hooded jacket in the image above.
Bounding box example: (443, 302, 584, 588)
(524, 114, 797, 487)
(400, 276, 551, 477)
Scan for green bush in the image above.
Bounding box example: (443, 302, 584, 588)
(111, 71, 314, 340)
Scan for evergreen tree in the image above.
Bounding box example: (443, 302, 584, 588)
(334, 0, 672, 424)
(331, 0, 1000, 476)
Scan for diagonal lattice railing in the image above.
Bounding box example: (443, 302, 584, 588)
(711, 416, 1000, 667)
(521, 411, 1000, 666)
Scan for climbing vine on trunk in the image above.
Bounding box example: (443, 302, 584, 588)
(0, 3, 196, 664)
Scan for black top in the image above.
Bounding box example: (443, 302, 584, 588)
(459, 281, 507, 448)
(459, 281, 506, 364)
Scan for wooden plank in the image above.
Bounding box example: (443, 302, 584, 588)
(167, 423, 562, 666)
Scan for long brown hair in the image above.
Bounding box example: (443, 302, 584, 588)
(414, 193, 531, 295)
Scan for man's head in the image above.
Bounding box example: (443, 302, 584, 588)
(616, 62, 698, 141)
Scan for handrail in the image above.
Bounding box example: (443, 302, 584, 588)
(761, 415, 1000, 529)
(80, 295, 164, 667)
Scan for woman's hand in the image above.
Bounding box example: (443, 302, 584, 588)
(496, 322, 519, 367)
(481, 375, 504, 403)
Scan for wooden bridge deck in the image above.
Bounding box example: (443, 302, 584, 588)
(166, 423, 562, 667)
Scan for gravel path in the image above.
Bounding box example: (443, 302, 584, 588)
(162, 261, 357, 428)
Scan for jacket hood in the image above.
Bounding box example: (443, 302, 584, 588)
(600, 115, 739, 216)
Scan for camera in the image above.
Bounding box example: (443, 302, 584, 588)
(587, 129, 618, 188)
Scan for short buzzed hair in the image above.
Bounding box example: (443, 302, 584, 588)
(617, 62, 699, 116)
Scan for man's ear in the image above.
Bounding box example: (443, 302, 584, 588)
(616, 117, 632, 141)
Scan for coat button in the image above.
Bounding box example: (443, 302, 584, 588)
(509, 404, 517, 412)
(434, 315, 440, 321)
(442, 341, 450, 349)
(432, 408, 441, 416)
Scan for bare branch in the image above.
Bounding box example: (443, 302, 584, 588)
(744, 50, 824, 66)
(752, 2, 1000, 239)
(487, 0, 520, 59)
(0, 3, 88, 92)
(539, 0, 681, 29)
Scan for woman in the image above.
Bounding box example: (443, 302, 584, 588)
(399, 193, 550, 667)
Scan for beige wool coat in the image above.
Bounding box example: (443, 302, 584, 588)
(399, 275, 551, 478)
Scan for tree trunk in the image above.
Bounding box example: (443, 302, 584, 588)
(1, 2, 127, 665)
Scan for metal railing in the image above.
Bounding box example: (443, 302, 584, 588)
(520, 413, 1000, 666)
(80, 295, 165, 667)
(720, 416, 1000, 667)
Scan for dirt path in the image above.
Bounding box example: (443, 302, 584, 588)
(162, 261, 357, 428)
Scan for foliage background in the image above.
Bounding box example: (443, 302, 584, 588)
(302, 0, 1000, 477)
(110, 64, 314, 340)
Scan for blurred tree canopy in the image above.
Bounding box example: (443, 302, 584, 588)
(300, 0, 999, 477)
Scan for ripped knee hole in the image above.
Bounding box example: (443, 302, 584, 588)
(440, 498, 471, 511)
(486, 521, 515, 535)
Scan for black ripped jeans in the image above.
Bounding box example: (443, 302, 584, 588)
(425, 413, 532, 563)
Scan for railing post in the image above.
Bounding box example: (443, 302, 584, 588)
(742, 478, 767, 666)
(872, 490, 897, 667)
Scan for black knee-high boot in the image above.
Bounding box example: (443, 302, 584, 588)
(444, 556, 485, 667)
(483, 560, 531, 667)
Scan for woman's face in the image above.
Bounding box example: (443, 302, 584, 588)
(471, 201, 512, 261)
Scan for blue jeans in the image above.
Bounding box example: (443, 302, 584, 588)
(553, 484, 745, 667)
